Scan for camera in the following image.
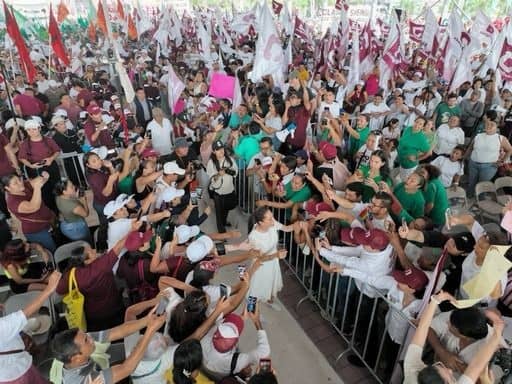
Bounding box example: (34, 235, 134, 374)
(190, 160, 204, 171)
(223, 167, 236, 176)
(110, 158, 123, 170)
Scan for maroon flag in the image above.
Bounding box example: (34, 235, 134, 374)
(359, 22, 371, 62)
(49, 4, 70, 66)
(272, 0, 283, 15)
(294, 15, 308, 41)
(409, 20, 424, 43)
(499, 37, 512, 82)
(334, 0, 348, 11)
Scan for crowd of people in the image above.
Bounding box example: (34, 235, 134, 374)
(0, 3, 511, 384)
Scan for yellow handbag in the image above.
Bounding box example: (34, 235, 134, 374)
(62, 268, 87, 331)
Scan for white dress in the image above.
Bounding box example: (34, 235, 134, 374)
(248, 220, 284, 301)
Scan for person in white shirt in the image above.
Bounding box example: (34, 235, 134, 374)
(146, 107, 173, 156)
(433, 116, 465, 156)
(402, 72, 426, 105)
(404, 95, 427, 127)
(363, 94, 390, 132)
(201, 309, 271, 380)
(317, 88, 341, 118)
(317, 227, 394, 299)
(0, 271, 60, 384)
(154, 162, 189, 209)
(431, 146, 465, 188)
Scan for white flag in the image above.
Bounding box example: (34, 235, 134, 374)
(249, 4, 284, 84)
(422, 9, 438, 53)
(348, 30, 361, 90)
(115, 61, 135, 103)
(167, 66, 185, 114)
(232, 76, 243, 109)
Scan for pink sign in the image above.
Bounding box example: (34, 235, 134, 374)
(208, 73, 236, 100)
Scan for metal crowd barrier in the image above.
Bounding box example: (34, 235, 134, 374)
(235, 161, 415, 384)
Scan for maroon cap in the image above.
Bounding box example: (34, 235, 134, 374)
(87, 104, 101, 115)
(392, 267, 429, 291)
(125, 229, 153, 251)
(141, 148, 160, 159)
(212, 313, 245, 353)
(318, 140, 337, 160)
(340, 227, 389, 250)
(305, 201, 333, 216)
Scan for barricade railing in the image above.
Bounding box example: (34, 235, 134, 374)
(235, 160, 414, 384)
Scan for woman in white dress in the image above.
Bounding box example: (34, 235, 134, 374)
(247, 207, 294, 310)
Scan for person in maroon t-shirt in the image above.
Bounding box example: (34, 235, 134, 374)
(0, 132, 20, 216)
(73, 81, 94, 108)
(282, 88, 311, 153)
(56, 223, 141, 330)
(83, 104, 116, 148)
(56, 94, 82, 125)
(84, 151, 119, 250)
(17, 120, 61, 213)
(3, 173, 56, 252)
(13, 88, 44, 118)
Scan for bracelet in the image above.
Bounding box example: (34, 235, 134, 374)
(431, 297, 440, 305)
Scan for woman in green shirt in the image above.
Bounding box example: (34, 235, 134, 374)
(117, 145, 140, 195)
(54, 179, 91, 242)
(392, 172, 426, 221)
(348, 150, 392, 202)
(397, 117, 432, 181)
(417, 164, 449, 228)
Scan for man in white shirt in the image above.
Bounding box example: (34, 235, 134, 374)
(402, 72, 426, 105)
(201, 311, 271, 380)
(318, 227, 393, 298)
(317, 88, 341, 118)
(433, 116, 465, 156)
(146, 107, 173, 156)
(363, 94, 390, 132)
(154, 161, 188, 209)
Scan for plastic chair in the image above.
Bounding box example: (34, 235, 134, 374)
(475, 181, 503, 223)
(446, 186, 468, 215)
(53, 240, 89, 272)
(494, 176, 512, 205)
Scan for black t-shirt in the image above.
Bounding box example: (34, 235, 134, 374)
(53, 130, 83, 153)
(421, 230, 448, 249)
(165, 149, 199, 169)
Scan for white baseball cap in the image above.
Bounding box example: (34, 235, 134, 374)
(163, 161, 186, 175)
(24, 119, 40, 130)
(54, 109, 68, 118)
(186, 235, 214, 263)
(175, 225, 200, 244)
(5, 117, 25, 129)
(91, 146, 108, 160)
(161, 187, 185, 203)
(103, 199, 126, 218)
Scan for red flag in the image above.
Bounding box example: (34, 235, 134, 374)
(127, 14, 137, 40)
(294, 16, 308, 41)
(334, 0, 348, 11)
(88, 21, 97, 42)
(116, 0, 125, 19)
(57, 1, 69, 23)
(271, 0, 282, 15)
(96, 0, 108, 36)
(408, 20, 424, 43)
(3, 1, 36, 83)
(499, 37, 512, 82)
(49, 4, 70, 66)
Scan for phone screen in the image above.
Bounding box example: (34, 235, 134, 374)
(219, 284, 228, 299)
(156, 297, 169, 315)
(259, 359, 272, 373)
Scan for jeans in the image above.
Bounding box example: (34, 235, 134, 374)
(25, 229, 56, 253)
(467, 159, 497, 197)
(60, 219, 91, 243)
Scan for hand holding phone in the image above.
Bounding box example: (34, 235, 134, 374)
(155, 296, 169, 315)
(219, 283, 228, 299)
(247, 296, 257, 313)
(259, 358, 272, 373)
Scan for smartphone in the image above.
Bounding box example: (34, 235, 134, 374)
(146, 130, 152, 140)
(445, 208, 453, 230)
(402, 218, 407, 229)
(323, 106, 329, 112)
(237, 265, 246, 279)
(196, 187, 203, 199)
(78, 187, 85, 198)
(219, 283, 228, 299)
(247, 296, 257, 313)
(254, 158, 262, 166)
(259, 358, 272, 373)
(190, 191, 198, 205)
(155, 296, 169, 315)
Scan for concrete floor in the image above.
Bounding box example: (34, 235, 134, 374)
(201, 202, 346, 384)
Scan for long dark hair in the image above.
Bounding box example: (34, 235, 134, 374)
(370, 150, 390, 181)
(172, 339, 203, 384)
(0, 239, 30, 267)
(210, 148, 234, 172)
(248, 206, 271, 232)
(168, 291, 208, 343)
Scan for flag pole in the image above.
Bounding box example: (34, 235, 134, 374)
(48, 33, 52, 79)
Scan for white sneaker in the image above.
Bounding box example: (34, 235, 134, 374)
(266, 301, 282, 311)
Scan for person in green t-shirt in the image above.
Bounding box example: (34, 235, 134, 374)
(233, 121, 263, 164)
(349, 150, 392, 202)
(342, 114, 370, 158)
(256, 174, 312, 214)
(397, 117, 431, 180)
(417, 165, 449, 227)
(433, 93, 461, 128)
(228, 104, 252, 129)
(392, 172, 426, 221)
